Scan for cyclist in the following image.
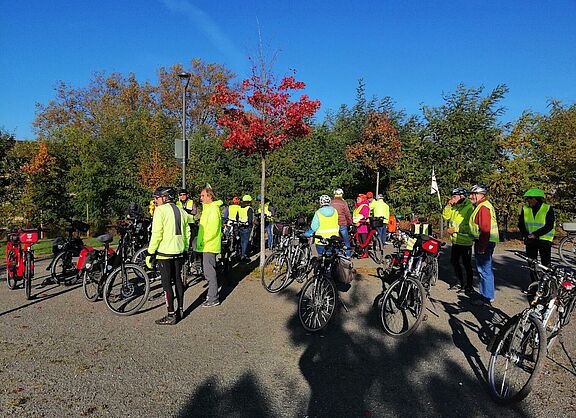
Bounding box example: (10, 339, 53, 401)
(468, 184, 499, 307)
(310, 195, 339, 256)
(256, 194, 276, 249)
(238, 194, 254, 261)
(372, 194, 390, 245)
(223, 196, 241, 225)
(146, 186, 190, 325)
(196, 186, 223, 307)
(518, 188, 555, 288)
(442, 186, 474, 294)
(332, 188, 353, 257)
(353, 194, 370, 258)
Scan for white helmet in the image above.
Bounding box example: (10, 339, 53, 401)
(319, 195, 331, 206)
(333, 188, 344, 197)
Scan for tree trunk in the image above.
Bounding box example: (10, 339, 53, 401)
(259, 156, 266, 271)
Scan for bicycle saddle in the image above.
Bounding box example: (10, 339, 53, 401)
(97, 234, 113, 244)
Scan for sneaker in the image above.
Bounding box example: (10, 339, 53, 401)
(448, 284, 462, 292)
(155, 315, 177, 325)
(202, 300, 220, 308)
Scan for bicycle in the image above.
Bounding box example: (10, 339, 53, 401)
(261, 225, 312, 293)
(82, 230, 150, 316)
(297, 235, 353, 332)
(47, 220, 89, 284)
(5, 228, 40, 300)
(486, 252, 576, 403)
(348, 219, 385, 263)
(378, 231, 444, 337)
(558, 222, 576, 266)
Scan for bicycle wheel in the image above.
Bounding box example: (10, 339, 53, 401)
(369, 236, 384, 263)
(298, 275, 338, 332)
(487, 314, 547, 403)
(6, 249, 18, 289)
(50, 251, 77, 283)
(103, 264, 150, 316)
(82, 270, 101, 301)
(558, 235, 576, 266)
(24, 254, 32, 300)
(380, 277, 426, 337)
(261, 251, 291, 293)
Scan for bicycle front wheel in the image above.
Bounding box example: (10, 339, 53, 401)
(380, 277, 426, 337)
(487, 314, 547, 403)
(558, 235, 576, 266)
(369, 236, 384, 264)
(261, 252, 291, 293)
(103, 264, 150, 316)
(51, 251, 77, 283)
(298, 275, 338, 332)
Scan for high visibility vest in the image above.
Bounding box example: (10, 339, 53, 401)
(315, 210, 339, 244)
(413, 223, 430, 236)
(227, 204, 241, 224)
(443, 201, 474, 246)
(523, 204, 555, 242)
(257, 202, 273, 221)
(469, 200, 499, 243)
(353, 204, 369, 224)
(372, 200, 389, 222)
(238, 206, 251, 223)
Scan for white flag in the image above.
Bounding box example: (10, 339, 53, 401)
(431, 167, 439, 195)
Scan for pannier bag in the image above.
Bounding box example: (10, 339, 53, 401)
(334, 255, 355, 285)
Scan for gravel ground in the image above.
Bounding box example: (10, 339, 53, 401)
(0, 245, 574, 418)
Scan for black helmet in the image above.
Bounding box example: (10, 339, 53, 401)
(153, 186, 177, 201)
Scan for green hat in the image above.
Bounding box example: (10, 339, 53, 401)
(523, 188, 545, 198)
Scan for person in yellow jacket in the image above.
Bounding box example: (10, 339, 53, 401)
(146, 187, 190, 325)
(311, 195, 340, 256)
(442, 186, 474, 294)
(196, 186, 223, 307)
(518, 188, 555, 287)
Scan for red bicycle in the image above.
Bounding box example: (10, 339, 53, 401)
(5, 228, 40, 300)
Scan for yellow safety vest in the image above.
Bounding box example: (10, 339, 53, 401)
(523, 203, 555, 242)
(469, 200, 499, 243)
(315, 210, 339, 244)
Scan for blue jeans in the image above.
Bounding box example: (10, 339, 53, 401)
(339, 225, 352, 257)
(475, 241, 496, 301)
(377, 224, 388, 245)
(239, 227, 251, 258)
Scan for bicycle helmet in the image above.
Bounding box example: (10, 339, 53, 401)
(319, 195, 331, 206)
(451, 186, 468, 196)
(523, 188, 545, 198)
(232, 196, 240, 204)
(469, 184, 488, 195)
(333, 188, 344, 197)
(242, 194, 252, 202)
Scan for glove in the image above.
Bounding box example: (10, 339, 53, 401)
(145, 255, 155, 269)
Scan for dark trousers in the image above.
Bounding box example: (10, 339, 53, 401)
(525, 239, 552, 283)
(157, 258, 184, 314)
(450, 244, 473, 289)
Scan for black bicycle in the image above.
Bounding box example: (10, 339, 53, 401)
(486, 252, 576, 403)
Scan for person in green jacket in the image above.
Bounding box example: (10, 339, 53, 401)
(147, 186, 190, 325)
(442, 186, 474, 294)
(196, 186, 223, 307)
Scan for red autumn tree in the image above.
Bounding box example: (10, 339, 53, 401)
(211, 69, 320, 268)
(346, 112, 402, 194)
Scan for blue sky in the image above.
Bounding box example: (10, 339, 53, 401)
(1, 0, 575, 140)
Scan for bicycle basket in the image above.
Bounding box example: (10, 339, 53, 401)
(422, 238, 441, 255)
(369, 217, 384, 228)
(19, 230, 39, 244)
(333, 255, 355, 285)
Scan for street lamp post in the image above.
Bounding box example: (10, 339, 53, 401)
(178, 72, 191, 190)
